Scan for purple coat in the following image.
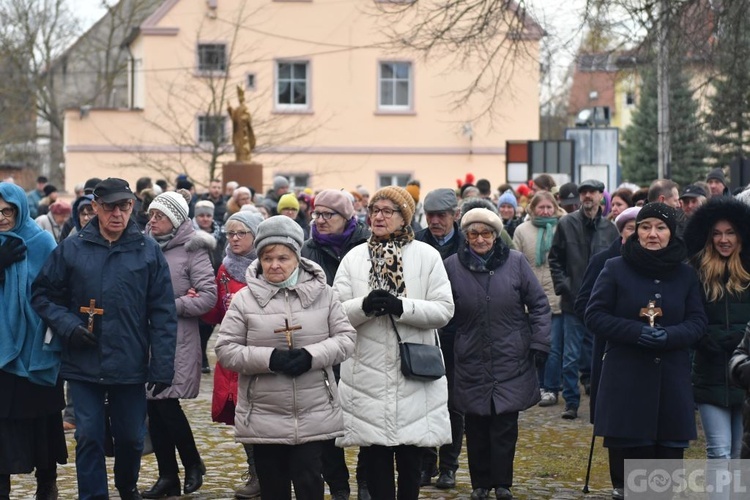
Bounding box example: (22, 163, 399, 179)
(444, 242, 551, 416)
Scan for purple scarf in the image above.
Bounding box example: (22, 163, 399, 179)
(311, 217, 358, 256)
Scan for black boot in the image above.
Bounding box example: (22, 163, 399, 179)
(142, 476, 180, 499)
(118, 487, 143, 500)
(0, 474, 10, 500)
(184, 460, 206, 494)
(35, 469, 58, 500)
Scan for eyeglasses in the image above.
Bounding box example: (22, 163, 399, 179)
(148, 211, 166, 221)
(79, 210, 95, 219)
(98, 200, 133, 212)
(368, 207, 401, 218)
(466, 230, 495, 241)
(227, 231, 251, 239)
(0, 207, 17, 219)
(311, 211, 338, 220)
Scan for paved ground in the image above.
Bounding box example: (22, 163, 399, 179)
(8, 341, 707, 499)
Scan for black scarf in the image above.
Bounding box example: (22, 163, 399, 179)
(621, 234, 687, 280)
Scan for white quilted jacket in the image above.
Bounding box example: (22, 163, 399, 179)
(333, 240, 454, 447)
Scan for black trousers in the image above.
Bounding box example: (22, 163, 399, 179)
(147, 399, 201, 477)
(320, 440, 367, 493)
(422, 342, 463, 474)
(199, 321, 213, 368)
(464, 410, 519, 490)
(361, 444, 422, 500)
(616, 446, 684, 498)
(609, 446, 625, 489)
(254, 442, 324, 500)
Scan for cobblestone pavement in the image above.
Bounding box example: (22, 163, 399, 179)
(8, 342, 707, 499)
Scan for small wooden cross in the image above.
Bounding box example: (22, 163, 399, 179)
(639, 300, 663, 328)
(79, 299, 104, 333)
(274, 319, 302, 348)
(219, 274, 231, 295)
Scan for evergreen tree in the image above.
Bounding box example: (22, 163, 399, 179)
(621, 66, 709, 186)
(705, 1, 750, 170)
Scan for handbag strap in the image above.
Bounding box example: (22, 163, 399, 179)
(389, 314, 439, 347)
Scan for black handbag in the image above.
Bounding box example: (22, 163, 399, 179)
(390, 315, 445, 381)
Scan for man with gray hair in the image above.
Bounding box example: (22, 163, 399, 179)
(415, 188, 464, 490)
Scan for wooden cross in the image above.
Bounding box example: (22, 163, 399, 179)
(639, 300, 663, 328)
(274, 319, 302, 348)
(219, 274, 231, 295)
(79, 299, 104, 333)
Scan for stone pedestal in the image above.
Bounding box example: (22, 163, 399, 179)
(223, 161, 263, 194)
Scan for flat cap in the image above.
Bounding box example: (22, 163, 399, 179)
(423, 188, 458, 212)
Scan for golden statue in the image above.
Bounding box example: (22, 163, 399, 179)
(228, 85, 256, 162)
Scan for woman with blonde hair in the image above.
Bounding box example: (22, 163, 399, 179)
(684, 198, 750, 463)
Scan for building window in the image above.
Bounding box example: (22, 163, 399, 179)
(379, 62, 412, 110)
(625, 91, 635, 106)
(276, 61, 309, 109)
(198, 115, 226, 143)
(246, 73, 256, 90)
(198, 44, 227, 72)
(278, 173, 310, 189)
(378, 173, 411, 188)
(588, 90, 599, 101)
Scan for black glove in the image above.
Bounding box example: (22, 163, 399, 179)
(284, 348, 313, 377)
(735, 361, 750, 389)
(146, 382, 170, 397)
(531, 349, 548, 369)
(0, 237, 26, 272)
(69, 325, 98, 350)
(718, 332, 744, 352)
(362, 290, 389, 317)
(369, 290, 404, 317)
(694, 334, 722, 354)
(637, 326, 668, 349)
(269, 349, 293, 372)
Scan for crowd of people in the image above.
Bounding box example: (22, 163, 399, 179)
(3, 168, 750, 500)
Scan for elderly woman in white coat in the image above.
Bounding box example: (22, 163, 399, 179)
(333, 186, 454, 500)
(215, 215, 356, 500)
(142, 191, 217, 498)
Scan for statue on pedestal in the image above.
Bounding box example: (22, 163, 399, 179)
(227, 85, 256, 162)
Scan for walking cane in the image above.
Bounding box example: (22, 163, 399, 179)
(582, 431, 596, 493)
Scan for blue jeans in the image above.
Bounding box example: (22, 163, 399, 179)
(561, 312, 586, 409)
(542, 314, 564, 393)
(69, 381, 146, 500)
(698, 403, 743, 459)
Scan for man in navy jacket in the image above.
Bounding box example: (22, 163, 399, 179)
(32, 178, 177, 500)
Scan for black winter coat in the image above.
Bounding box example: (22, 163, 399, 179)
(31, 218, 178, 386)
(585, 257, 707, 442)
(415, 223, 466, 262)
(548, 208, 619, 313)
(729, 332, 750, 458)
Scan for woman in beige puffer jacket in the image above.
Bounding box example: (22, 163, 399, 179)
(215, 215, 356, 500)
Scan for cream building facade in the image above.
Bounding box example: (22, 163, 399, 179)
(64, 0, 542, 194)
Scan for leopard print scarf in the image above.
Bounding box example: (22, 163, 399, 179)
(367, 225, 414, 296)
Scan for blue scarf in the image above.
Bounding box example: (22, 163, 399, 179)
(531, 216, 558, 266)
(311, 217, 357, 256)
(0, 182, 59, 386)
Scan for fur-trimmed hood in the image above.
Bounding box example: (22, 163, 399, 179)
(683, 197, 750, 260)
(185, 228, 217, 253)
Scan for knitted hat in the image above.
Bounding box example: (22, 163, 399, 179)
(615, 206, 641, 233)
(706, 168, 727, 186)
(232, 186, 252, 201)
(277, 193, 300, 212)
(423, 188, 458, 212)
(636, 202, 677, 238)
(194, 200, 215, 216)
(461, 208, 504, 234)
(405, 184, 420, 203)
(49, 200, 72, 216)
(255, 215, 304, 258)
(149, 191, 189, 228)
(497, 191, 518, 209)
(273, 175, 290, 191)
(314, 189, 355, 220)
(371, 186, 415, 224)
(227, 211, 263, 237)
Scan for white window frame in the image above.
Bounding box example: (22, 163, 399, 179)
(277, 173, 310, 190)
(378, 61, 412, 111)
(197, 115, 227, 144)
(275, 60, 310, 111)
(197, 43, 227, 74)
(378, 173, 411, 188)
